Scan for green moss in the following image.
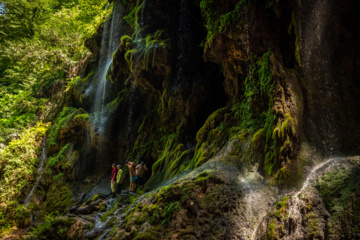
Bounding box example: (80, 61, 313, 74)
(106, 89, 128, 114)
(306, 218, 318, 238)
(264, 151, 275, 176)
(161, 201, 180, 224)
(48, 143, 70, 167)
(47, 107, 85, 148)
(123, 0, 143, 30)
(136, 30, 169, 70)
(273, 196, 290, 220)
(92, 194, 100, 203)
(199, 0, 249, 52)
(80, 70, 95, 84)
(289, 12, 302, 67)
(194, 142, 209, 168)
(280, 114, 296, 139)
(196, 107, 229, 142)
(121, 35, 133, 50)
(99, 203, 106, 212)
(315, 162, 360, 238)
(124, 48, 137, 72)
(100, 200, 119, 222)
(105, 216, 117, 228)
(43, 182, 72, 215)
(124, 30, 169, 73)
(132, 226, 161, 240)
(73, 113, 89, 123)
(148, 206, 161, 224)
(134, 214, 146, 225)
(266, 220, 276, 240)
(12, 205, 31, 228)
(129, 195, 138, 204)
(148, 136, 192, 185)
(278, 166, 290, 185)
(26, 216, 74, 240)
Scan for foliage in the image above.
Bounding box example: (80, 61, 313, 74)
(233, 51, 274, 132)
(47, 107, 84, 148)
(0, 0, 56, 42)
(0, 89, 46, 144)
(123, 0, 144, 31)
(126, 30, 169, 73)
(0, 123, 47, 207)
(0, 123, 47, 236)
(161, 201, 180, 224)
(316, 162, 360, 238)
(26, 215, 74, 240)
(43, 182, 73, 215)
(0, 0, 109, 145)
(48, 144, 70, 167)
(199, 0, 249, 49)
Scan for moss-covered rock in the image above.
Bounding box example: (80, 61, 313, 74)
(112, 169, 242, 240)
(43, 181, 73, 216)
(316, 158, 360, 239)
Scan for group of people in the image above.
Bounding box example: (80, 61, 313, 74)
(110, 160, 149, 196)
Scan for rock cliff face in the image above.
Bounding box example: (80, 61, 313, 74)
(23, 0, 360, 239)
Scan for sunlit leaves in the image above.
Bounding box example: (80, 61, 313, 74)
(0, 123, 47, 207)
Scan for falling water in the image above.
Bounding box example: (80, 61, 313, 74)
(237, 167, 277, 240)
(285, 157, 343, 239)
(91, 2, 122, 134)
(24, 139, 47, 207)
(175, 0, 191, 89)
(301, 0, 341, 154)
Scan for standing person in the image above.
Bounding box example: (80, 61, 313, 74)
(116, 165, 123, 194)
(135, 161, 149, 187)
(111, 163, 117, 197)
(125, 161, 136, 192)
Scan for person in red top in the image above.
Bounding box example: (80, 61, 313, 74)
(125, 161, 136, 192)
(111, 163, 117, 197)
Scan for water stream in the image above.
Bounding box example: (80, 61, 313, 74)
(91, 1, 122, 135)
(24, 139, 47, 207)
(284, 157, 344, 240)
(238, 166, 278, 240)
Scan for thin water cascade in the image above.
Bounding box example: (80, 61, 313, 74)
(91, 2, 122, 134)
(85, 198, 125, 239)
(238, 166, 277, 240)
(24, 139, 47, 207)
(284, 157, 343, 240)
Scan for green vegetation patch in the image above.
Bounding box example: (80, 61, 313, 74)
(199, 0, 250, 51)
(26, 216, 74, 240)
(316, 162, 360, 238)
(43, 182, 73, 215)
(47, 107, 86, 148)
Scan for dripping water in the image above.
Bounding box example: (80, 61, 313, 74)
(24, 139, 47, 208)
(284, 157, 344, 240)
(237, 166, 277, 240)
(91, 1, 122, 135)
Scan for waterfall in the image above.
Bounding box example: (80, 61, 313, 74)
(24, 138, 47, 207)
(237, 167, 278, 240)
(91, 1, 122, 135)
(284, 157, 343, 239)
